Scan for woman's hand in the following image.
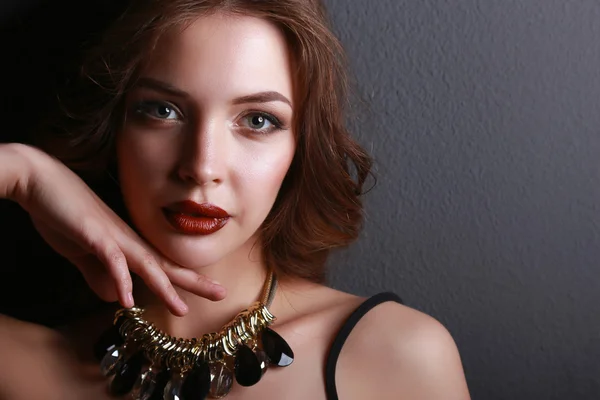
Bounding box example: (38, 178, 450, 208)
(2, 143, 225, 316)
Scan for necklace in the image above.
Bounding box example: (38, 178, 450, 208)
(93, 271, 294, 399)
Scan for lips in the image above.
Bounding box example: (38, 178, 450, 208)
(163, 200, 230, 235)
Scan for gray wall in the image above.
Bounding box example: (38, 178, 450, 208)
(324, 1, 600, 399)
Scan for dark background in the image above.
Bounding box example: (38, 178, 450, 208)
(1, 1, 599, 399)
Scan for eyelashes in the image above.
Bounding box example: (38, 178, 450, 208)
(237, 111, 284, 134)
(130, 100, 288, 135)
(133, 101, 181, 120)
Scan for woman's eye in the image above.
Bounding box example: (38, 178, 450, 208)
(239, 112, 282, 133)
(135, 101, 179, 120)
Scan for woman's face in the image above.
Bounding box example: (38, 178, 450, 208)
(116, 12, 296, 269)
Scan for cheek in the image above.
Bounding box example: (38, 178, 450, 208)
(247, 143, 293, 184)
(235, 139, 295, 204)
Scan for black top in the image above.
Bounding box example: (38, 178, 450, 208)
(324, 292, 404, 400)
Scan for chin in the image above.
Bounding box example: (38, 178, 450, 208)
(164, 252, 222, 270)
(148, 230, 256, 270)
(153, 239, 227, 270)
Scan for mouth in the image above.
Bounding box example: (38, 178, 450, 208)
(162, 201, 230, 235)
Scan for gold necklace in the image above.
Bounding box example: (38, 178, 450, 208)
(94, 271, 294, 399)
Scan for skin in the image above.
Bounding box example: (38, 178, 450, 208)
(0, 12, 471, 400)
(116, 12, 297, 337)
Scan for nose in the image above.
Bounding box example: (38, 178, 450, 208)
(176, 120, 228, 186)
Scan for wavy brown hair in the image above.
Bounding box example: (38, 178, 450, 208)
(38, 0, 372, 284)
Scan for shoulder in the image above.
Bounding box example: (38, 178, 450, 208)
(0, 313, 108, 400)
(334, 298, 471, 400)
(0, 314, 66, 398)
(0, 313, 66, 362)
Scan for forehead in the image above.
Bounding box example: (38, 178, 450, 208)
(140, 12, 294, 104)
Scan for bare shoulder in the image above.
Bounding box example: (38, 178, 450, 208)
(0, 313, 69, 364)
(0, 314, 66, 398)
(334, 300, 471, 400)
(0, 313, 108, 400)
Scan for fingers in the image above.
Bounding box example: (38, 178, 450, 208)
(115, 231, 227, 310)
(124, 248, 190, 316)
(165, 266, 227, 302)
(80, 239, 191, 316)
(95, 244, 135, 309)
(81, 216, 226, 316)
(79, 220, 186, 313)
(73, 244, 190, 316)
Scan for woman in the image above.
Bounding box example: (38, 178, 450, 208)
(0, 0, 470, 399)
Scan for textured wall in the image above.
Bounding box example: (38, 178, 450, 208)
(323, 1, 600, 399)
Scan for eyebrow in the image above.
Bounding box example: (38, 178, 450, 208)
(232, 92, 292, 108)
(135, 77, 292, 108)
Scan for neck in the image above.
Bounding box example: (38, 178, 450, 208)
(134, 239, 269, 338)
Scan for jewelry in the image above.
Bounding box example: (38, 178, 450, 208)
(93, 271, 294, 399)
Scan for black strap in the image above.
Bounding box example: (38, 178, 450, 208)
(324, 292, 403, 400)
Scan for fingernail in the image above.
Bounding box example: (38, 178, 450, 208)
(176, 297, 188, 313)
(213, 285, 227, 299)
(126, 292, 134, 308)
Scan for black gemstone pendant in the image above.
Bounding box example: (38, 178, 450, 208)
(181, 361, 211, 399)
(148, 369, 171, 400)
(93, 318, 126, 361)
(255, 348, 269, 374)
(261, 328, 294, 367)
(234, 345, 263, 387)
(109, 351, 146, 396)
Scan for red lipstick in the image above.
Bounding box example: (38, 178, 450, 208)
(163, 200, 229, 235)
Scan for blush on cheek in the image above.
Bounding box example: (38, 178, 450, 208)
(247, 153, 294, 192)
(234, 145, 294, 221)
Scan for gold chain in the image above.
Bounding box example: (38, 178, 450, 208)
(113, 270, 276, 371)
